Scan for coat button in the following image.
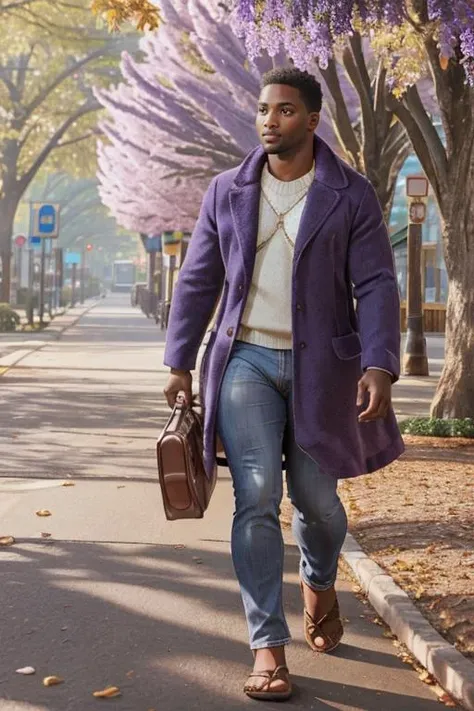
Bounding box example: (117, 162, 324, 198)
(300, 341, 306, 349)
(296, 302, 303, 311)
(227, 327, 234, 337)
(238, 284, 244, 293)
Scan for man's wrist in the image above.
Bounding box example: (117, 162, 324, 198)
(170, 368, 191, 376)
(366, 367, 393, 377)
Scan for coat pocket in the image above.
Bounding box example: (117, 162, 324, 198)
(332, 332, 362, 360)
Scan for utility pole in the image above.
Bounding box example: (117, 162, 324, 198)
(38, 238, 47, 323)
(80, 241, 86, 304)
(403, 175, 429, 376)
(71, 263, 77, 306)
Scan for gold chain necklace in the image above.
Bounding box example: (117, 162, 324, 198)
(257, 189, 308, 253)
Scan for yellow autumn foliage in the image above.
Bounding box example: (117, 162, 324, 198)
(91, 0, 161, 32)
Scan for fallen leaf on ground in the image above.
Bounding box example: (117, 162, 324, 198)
(93, 685, 121, 698)
(418, 670, 435, 684)
(173, 544, 185, 549)
(62, 481, 75, 487)
(433, 685, 457, 706)
(438, 692, 457, 707)
(192, 556, 203, 564)
(40, 532, 51, 538)
(43, 676, 63, 686)
(36, 510, 52, 517)
(415, 586, 425, 600)
(126, 671, 135, 678)
(16, 666, 35, 675)
(383, 630, 396, 639)
(0, 536, 15, 546)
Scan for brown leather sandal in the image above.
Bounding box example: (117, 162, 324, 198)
(301, 583, 344, 653)
(244, 665, 293, 701)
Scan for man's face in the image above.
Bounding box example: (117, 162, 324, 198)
(256, 83, 319, 155)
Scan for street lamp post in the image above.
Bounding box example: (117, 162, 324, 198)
(403, 175, 429, 376)
(80, 241, 86, 304)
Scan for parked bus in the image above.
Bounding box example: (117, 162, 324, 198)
(111, 260, 136, 292)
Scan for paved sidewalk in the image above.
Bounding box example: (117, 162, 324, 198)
(394, 335, 444, 420)
(0, 296, 454, 710)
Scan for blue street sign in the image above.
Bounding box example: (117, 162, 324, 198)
(30, 202, 60, 239)
(38, 204, 56, 234)
(30, 236, 41, 245)
(144, 235, 162, 253)
(65, 252, 81, 265)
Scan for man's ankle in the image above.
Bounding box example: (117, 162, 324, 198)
(254, 646, 286, 669)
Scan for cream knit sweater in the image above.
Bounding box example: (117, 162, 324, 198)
(238, 162, 315, 349)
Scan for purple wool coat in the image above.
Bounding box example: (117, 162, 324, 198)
(164, 136, 405, 479)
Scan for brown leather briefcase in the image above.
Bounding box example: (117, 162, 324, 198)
(156, 400, 217, 520)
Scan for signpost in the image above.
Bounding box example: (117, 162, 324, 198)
(403, 176, 429, 376)
(29, 203, 61, 323)
(12, 235, 27, 303)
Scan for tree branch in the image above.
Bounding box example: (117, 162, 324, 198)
(402, 84, 448, 189)
(374, 62, 392, 139)
(384, 126, 411, 169)
(319, 58, 362, 171)
(14, 44, 37, 103)
(23, 45, 119, 123)
(342, 37, 376, 148)
(0, 67, 18, 102)
(17, 119, 40, 149)
(57, 130, 100, 149)
(0, 0, 36, 10)
(387, 94, 443, 207)
(19, 100, 100, 192)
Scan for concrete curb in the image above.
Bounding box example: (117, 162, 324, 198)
(342, 532, 474, 710)
(0, 299, 100, 373)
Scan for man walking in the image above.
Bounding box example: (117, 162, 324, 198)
(164, 67, 404, 701)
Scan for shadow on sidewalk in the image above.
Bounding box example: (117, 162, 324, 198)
(0, 540, 443, 711)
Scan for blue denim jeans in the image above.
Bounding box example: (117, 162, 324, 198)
(216, 341, 348, 650)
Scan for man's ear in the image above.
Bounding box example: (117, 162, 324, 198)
(309, 112, 320, 132)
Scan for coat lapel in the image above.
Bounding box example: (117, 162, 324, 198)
(229, 184, 261, 286)
(293, 181, 340, 266)
(229, 146, 265, 287)
(294, 137, 348, 265)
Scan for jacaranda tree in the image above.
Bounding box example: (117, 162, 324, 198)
(97, 0, 414, 238)
(235, 0, 474, 419)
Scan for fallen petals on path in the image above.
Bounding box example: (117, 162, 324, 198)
(0, 536, 15, 546)
(93, 685, 121, 698)
(62, 481, 75, 487)
(36, 510, 52, 517)
(43, 676, 63, 686)
(16, 666, 35, 675)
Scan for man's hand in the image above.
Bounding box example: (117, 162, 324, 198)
(357, 370, 392, 423)
(164, 369, 193, 408)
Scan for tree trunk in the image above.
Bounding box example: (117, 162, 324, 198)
(0, 196, 18, 303)
(430, 212, 474, 419)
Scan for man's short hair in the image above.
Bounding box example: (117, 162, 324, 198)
(261, 67, 323, 113)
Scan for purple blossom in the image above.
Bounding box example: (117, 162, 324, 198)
(235, 0, 474, 85)
(237, 0, 256, 23)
